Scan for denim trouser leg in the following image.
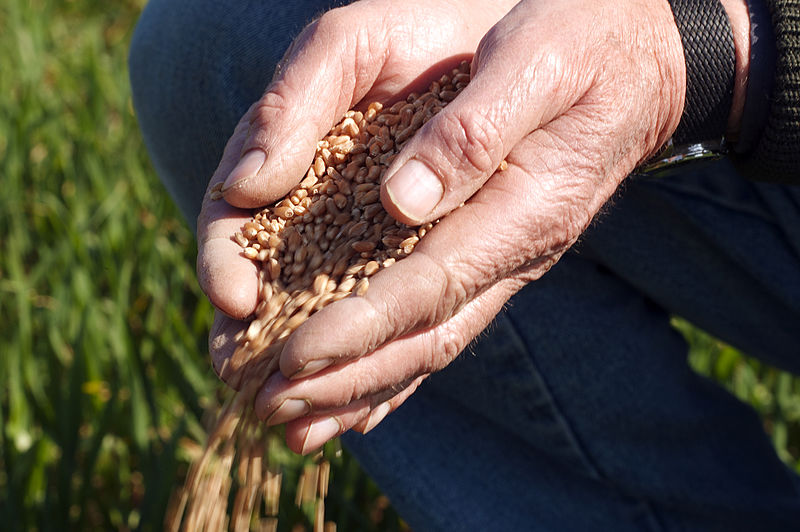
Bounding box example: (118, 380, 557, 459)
(129, 1, 800, 530)
(129, 0, 343, 231)
(344, 182, 800, 530)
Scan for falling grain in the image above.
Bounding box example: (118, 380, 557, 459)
(170, 61, 473, 531)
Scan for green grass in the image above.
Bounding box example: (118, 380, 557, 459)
(0, 1, 401, 530)
(0, 0, 798, 530)
(676, 319, 800, 469)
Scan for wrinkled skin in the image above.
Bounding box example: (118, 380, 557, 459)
(196, 0, 689, 454)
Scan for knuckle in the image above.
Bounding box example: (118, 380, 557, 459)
(312, 6, 354, 46)
(546, 205, 589, 253)
(416, 250, 476, 326)
(361, 295, 401, 355)
(437, 266, 472, 320)
(423, 327, 464, 373)
(246, 88, 289, 146)
(433, 108, 504, 179)
(244, 87, 316, 164)
(344, 377, 362, 405)
(348, 361, 384, 402)
(439, 327, 467, 364)
(473, 22, 508, 69)
(278, 5, 350, 68)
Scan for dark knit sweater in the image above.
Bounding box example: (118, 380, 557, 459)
(736, 0, 800, 182)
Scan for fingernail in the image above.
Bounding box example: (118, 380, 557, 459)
(301, 416, 343, 455)
(291, 358, 333, 380)
(363, 401, 392, 434)
(223, 149, 265, 191)
(384, 159, 443, 223)
(265, 398, 311, 426)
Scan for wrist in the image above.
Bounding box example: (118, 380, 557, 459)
(728, 0, 777, 155)
(638, 0, 741, 175)
(719, 0, 751, 139)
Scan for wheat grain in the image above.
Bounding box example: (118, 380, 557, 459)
(171, 61, 472, 531)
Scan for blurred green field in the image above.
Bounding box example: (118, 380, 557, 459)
(1, 0, 799, 530)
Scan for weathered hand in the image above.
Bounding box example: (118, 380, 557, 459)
(198, 0, 689, 454)
(197, 0, 516, 349)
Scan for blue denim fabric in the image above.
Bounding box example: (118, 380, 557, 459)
(129, 0, 343, 230)
(130, 1, 800, 530)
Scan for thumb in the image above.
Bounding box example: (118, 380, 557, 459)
(220, 0, 519, 210)
(219, 9, 368, 208)
(380, 2, 590, 225)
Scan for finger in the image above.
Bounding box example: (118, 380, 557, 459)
(275, 0, 687, 372)
(218, 8, 359, 207)
(278, 97, 653, 378)
(277, 150, 559, 378)
(257, 276, 522, 421)
(350, 375, 426, 434)
(380, 0, 685, 225)
(284, 376, 425, 455)
(219, 0, 512, 208)
(286, 403, 366, 456)
(379, 1, 593, 225)
(208, 310, 249, 387)
(196, 114, 260, 318)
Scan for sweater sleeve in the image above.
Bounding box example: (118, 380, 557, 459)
(734, 0, 800, 183)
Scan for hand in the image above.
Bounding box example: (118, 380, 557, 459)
(198, 0, 688, 454)
(197, 0, 516, 364)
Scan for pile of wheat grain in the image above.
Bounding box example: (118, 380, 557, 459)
(167, 62, 471, 532)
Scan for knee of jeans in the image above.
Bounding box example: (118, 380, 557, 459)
(128, 0, 335, 226)
(128, 0, 246, 225)
(128, 0, 202, 147)
(129, 0, 356, 226)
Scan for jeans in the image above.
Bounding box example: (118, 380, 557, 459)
(129, 1, 800, 530)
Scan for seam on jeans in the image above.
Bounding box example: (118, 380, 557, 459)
(499, 317, 603, 480)
(501, 311, 666, 532)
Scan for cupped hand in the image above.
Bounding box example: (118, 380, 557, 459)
(197, 0, 516, 345)
(198, 0, 686, 455)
